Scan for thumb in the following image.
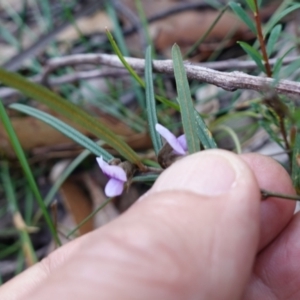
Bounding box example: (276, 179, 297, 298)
(27, 150, 261, 300)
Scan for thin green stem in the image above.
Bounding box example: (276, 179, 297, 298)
(184, 5, 228, 59)
(67, 198, 113, 238)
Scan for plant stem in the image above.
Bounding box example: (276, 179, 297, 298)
(261, 189, 300, 201)
(253, 0, 291, 165)
(253, 0, 272, 77)
(184, 5, 228, 59)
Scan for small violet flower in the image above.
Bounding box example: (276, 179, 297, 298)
(96, 156, 127, 197)
(155, 123, 187, 155)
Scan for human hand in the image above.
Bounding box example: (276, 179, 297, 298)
(0, 150, 298, 299)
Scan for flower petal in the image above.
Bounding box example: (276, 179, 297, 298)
(105, 178, 124, 197)
(155, 123, 186, 155)
(177, 134, 187, 152)
(96, 157, 127, 181)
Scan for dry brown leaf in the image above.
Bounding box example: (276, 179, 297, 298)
(59, 177, 93, 236)
(121, 0, 279, 59)
(0, 105, 151, 157)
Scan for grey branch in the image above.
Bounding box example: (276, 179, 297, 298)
(1, 53, 300, 101)
(45, 53, 300, 97)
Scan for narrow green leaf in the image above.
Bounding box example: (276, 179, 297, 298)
(229, 2, 257, 34)
(10, 103, 113, 161)
(172, 44, 200, 154)
(273, 46, 295, 78)
(258, 119, 284, 148)
(0, 68, 142, 168)
(245, 0, 255, 12)
(106, 29, 144, 87)
(132, 174, 159, 183)
(106, 30, 180, 111)
(145, 46, 162, 155)
(0, 98, 61, 246)
(265, 3, 300, 36)
(266, 24, 282, 57)
(194, 111, 217, 149)
(281, 57, 300, 78)
(292, 129, 300, 194)
(238, 41, 265, 73)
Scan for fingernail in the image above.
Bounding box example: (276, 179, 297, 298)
(151, 152, 238, 196)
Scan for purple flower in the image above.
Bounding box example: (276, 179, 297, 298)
(96, 156, 127, 197)
(155, 123, 187, 155)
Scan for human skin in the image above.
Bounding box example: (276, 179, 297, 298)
(0, 149, 299, 299)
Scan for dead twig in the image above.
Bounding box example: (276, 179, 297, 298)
(1, 54, 299, 101)
(43, 53, 300, 97)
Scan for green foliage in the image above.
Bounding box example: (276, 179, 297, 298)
(145, 46, 163, 155)
(266, 24, 282, 57)
(245, 0, 255, 12)
(172, 44, 200, 154)
(106, 30, 179, 110)
(229, 2, 257, 34)
(0, 99, 61, 246)
(194, 112, 217, 149)
(237, 41, 265, 73)
(0, 162, 37, 264)
(10, 103, 113, 161)
(0, 68, 142, 168)
(273, 47, 295, 78)
(265, 3, 300, 36)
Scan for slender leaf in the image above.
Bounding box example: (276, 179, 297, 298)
(245, 0, 255, 12)
(258, 119, 284, 148)
(106, 29, 144, 86)
(132, 174, 159, 183)
(145, 46, 162, 155)
(282, 57, 300, 78)
(273, 46, 295, 78)
(10, 103, 113, 161)
(265, 3, 300, 36)
(266, 24, 282, 57)
(0, 68, 142, 168)
(106, 30, 180, 111)
(0, 98, 61, 246)
(194, 111, 217, 149)
(172, 44, 200, 154)
(229, 2, 257, 34)
(238, 41, 265, 73)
